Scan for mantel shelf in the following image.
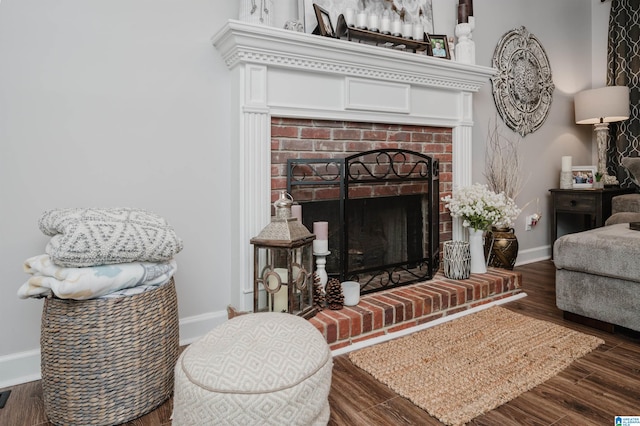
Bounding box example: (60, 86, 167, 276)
(212, 20, 496, 92)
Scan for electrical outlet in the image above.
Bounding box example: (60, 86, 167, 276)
(525, 214, 541, 231)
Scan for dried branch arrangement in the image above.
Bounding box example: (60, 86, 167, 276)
(484, 117, 527, 201)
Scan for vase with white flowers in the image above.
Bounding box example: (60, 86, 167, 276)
(442, 183, 521, 273)
(482, 117, 533, 269)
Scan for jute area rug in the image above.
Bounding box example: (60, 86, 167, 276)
(348, 306, 604, 426)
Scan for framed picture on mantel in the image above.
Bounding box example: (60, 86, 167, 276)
(301, 0, 337, 34)
(427, 34, 450, 59)
(313, 4, 335, 37)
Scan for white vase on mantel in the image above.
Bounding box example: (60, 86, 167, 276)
(468, 228, 487, 274)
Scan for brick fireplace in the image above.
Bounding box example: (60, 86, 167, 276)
(272, 118, 451, 292)
(271, 117, 453, 239)
(212, 19, 498, 312)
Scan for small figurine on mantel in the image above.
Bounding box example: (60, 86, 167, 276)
(284, 20, 304, 32)
(448, 36, 456, 61)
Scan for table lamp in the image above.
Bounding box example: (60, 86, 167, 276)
(574, 86, 630, 185)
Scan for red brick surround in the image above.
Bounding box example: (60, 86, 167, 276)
(309, 268, 522, 351)
(271, 117, 454, 243)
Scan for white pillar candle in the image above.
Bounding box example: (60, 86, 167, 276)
(368, 13, 379, 32)
(313, 239, 329, 253)
(380, 15, 390, 34)
(412, 23, 424, 41)
(561, 156, 572, 172)
(356, 11, 367, 29)
(268, 268, 288, 312)
(313, 221, 328, 240)
(345, 8, 355, 26)
(291, 204, 302, 222)
(313, 221, 329, 253)
(273, 284, 288, 312)
(402, 22, 413, 39)
(391, 19, 402, 36)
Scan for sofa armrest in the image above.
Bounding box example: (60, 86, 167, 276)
(605, 212, 640, 225)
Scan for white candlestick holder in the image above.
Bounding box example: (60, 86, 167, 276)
(313, 250, 330, 288)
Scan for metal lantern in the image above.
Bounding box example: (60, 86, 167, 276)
(250, 191, 317, 319)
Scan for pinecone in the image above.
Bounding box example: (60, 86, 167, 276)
(312, 273, 325, 310)
(325, 278, 344, 310)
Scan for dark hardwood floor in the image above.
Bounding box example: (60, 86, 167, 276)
(1, 260, 638, 425)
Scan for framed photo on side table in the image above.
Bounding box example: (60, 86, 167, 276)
(572, 165, 596, 188)
(427, 34, 450, 59)
(313, 4, 335, 37)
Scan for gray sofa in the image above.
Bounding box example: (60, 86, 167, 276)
(555, 157, 640, 331)
(554, 223, 640, 332)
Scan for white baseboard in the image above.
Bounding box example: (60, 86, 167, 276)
(0, 309, 229, 389)
(0, 349, 41, 390)
(0, 248, 549, 390)
(515, 244, 551, 266)
(177, 309, 228, 345)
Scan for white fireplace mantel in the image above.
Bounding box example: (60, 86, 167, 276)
(212, 20, 496, 310)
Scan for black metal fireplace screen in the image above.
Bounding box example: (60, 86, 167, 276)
(287, 149, 439, 294)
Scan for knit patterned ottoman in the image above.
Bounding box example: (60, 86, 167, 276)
(172, 312, 333, 426)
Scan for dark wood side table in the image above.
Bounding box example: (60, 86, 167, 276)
(549, 187, 636, 254)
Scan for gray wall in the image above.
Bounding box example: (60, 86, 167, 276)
(471, 0, 604, 262)
(0, 0, 606, 386)
(0, 0, 237, 385)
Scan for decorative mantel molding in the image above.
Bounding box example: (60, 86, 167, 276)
(213, 20, 495, 93)
(212, 20, 496, 311)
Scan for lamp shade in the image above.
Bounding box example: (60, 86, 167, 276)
(574, 86, 630, 124)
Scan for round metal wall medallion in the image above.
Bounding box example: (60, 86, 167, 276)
(491, 26, 555, 137)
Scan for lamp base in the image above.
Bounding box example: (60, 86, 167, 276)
(594, 123, 618, 186)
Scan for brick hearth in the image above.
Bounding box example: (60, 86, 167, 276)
(310, 268, 522, 351)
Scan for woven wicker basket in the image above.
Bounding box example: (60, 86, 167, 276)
(40, 278, 179, 426)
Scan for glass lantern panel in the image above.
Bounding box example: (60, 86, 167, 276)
(253, 245, 314, 316)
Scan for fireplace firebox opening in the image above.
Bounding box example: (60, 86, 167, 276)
(287, 148, 439, 294)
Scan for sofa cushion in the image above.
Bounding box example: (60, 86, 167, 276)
(554, 223, 640, 283)
(622, 157, 640, 186)
(612, 193, 640, 215)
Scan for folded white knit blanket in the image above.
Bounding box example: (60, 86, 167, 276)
(18, 254, 177, 300)
(39, 208, 183, 267)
